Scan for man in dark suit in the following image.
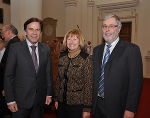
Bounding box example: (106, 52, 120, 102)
(4, 18, 53, 118)
(0, 24, 20, 95)
(0, 25, 20, 118)
(92, 14, 143, 118)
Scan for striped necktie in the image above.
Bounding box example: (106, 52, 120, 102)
(31, 45, 38, 72)
(98, 45, 111, 98)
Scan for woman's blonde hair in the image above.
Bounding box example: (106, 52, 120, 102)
(63, 29, 85, 50)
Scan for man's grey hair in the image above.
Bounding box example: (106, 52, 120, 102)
(3, 24, 18, 35)
(103, 14, 122, 27)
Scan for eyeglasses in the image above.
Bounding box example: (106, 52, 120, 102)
(102, 25, 118, 30)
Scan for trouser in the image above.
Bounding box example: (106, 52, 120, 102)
(12, 104, 44, 118)
(93, 96, 107, 118)
(57, 102, 82, 118)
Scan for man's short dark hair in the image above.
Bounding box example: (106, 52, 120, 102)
(24, 17, 43, 31)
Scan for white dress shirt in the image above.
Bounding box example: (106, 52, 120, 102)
(0, 48, 5, 62)
(102, 37, 119, 62)
(26, 39, 39, 65)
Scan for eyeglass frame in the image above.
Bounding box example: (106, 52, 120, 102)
(102, 25, 118, 30)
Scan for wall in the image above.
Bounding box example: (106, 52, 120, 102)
(137, 0, 150, 77)
(11, 0, 42, 35)
(42, 0, 65, 37)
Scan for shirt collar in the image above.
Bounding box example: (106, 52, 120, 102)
(26, 38, 38, 47)
(105, 37, 119, 53)
(105, 37, 119, 46)
(10, 35, 16, 40)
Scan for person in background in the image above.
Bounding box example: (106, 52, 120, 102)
(0, 24, 20, 96)
(55, 29, 93, 118)
(4, 17, 53, 118)
(18, 34, 25, 41)
(0, 35, 5, 62)
(85, 41, 92, 55)
(92, 14, 143, 118)
(0, 35, 5, 94)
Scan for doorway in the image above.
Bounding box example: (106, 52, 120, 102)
(119, 22, 132, 42)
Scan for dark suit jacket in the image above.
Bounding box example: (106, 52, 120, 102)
(92, 40, 143, 118)
(4, 40, 53, 109)
(0, 36, 20, 91)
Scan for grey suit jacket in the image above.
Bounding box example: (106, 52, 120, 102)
(92, 40, 143, 118)
(0, 36, 20, 91)
(4, 40, 53, 108)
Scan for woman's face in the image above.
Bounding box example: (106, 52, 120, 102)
(67, 35, 80, 51)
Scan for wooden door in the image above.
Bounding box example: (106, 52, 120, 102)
(119, 22, 132, 42)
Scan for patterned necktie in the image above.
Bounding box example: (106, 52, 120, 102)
(31, 45, 38, 72)
(98, 45, 111, 98)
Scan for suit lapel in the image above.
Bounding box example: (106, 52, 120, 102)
(105, 40, 122, 76)
(107, 40, 122, 63)
(95, 44, 105, 82)
(22, 40, 36, 73)
(37, 43, 43, 73)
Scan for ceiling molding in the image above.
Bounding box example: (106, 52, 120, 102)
(64, 0, 78, 7)
(88, 1, 95, 7)
(97, 0, 139, 10)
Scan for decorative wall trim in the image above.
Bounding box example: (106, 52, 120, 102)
(64, 0, 78, 7)
(88, 1, 95, 7)
(97, 0, 139, 10)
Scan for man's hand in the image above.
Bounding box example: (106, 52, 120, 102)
(8, 103, 18, 112)
(124, 110, 135, 118)
(45, 96, 52, 105)
(83, 112, 90, 118)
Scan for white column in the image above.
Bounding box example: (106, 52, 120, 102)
(80, 0, 88, 42)
(87, 1, 94, 43)
(11, 0, 42, 35)
(64, 0, 96, 47)
(64, 0, 78, 32)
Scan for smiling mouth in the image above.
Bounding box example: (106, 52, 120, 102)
(31, 36, 38, 38)
(105, 32, 112, 36)
(70, 45, 75, 47)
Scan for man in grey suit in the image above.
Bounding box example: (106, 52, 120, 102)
(0, 24, 20, 95)
(92, 14, 143, 118)
(4, 18, 53, 118)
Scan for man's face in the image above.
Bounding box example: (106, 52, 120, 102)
(102, 17, 121, 44)
(25, 22, 41, 44)
(1, 27, 10, 42)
